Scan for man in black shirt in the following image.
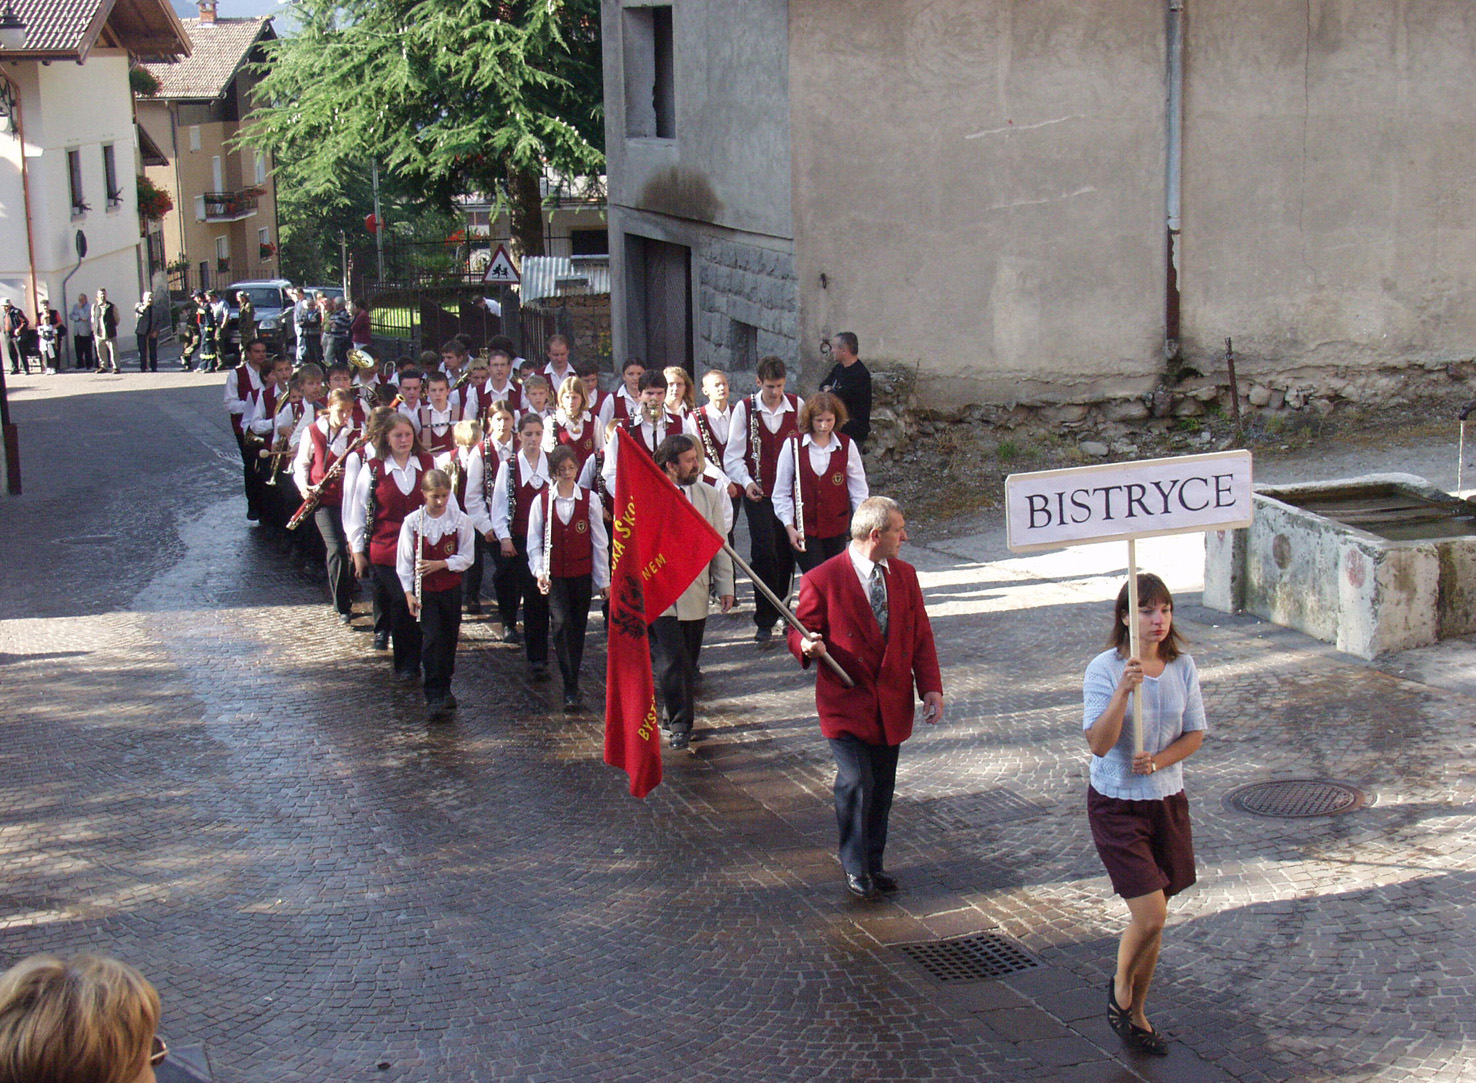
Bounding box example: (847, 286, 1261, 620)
(821, 331, 872, 450)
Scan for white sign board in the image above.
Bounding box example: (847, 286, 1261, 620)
(1005, 450, 1253, 553)
(483, 244, 520, 285)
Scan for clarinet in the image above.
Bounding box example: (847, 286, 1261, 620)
(413, 511, 425, 622)
(539, 486, 554, 595)
(748, 394, 762, 496)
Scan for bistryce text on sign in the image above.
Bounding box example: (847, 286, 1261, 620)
(1005, 450, 1254, 553)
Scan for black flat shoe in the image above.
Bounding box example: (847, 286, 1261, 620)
(1126, 1021, 1169, 1056)
(373, 633, 389, 651)
(1108, 980, 1131, 1039)
(871, 871, 899, 893)
(845, 873, 876, 899)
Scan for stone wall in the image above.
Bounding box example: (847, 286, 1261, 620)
(696, 238, 798, 379)
(529, 293, 613, 369)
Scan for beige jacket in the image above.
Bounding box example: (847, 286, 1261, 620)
(663, 480, 735, 621)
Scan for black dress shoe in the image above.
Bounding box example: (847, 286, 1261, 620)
(563, 690, 582, 709)
(443, 693, 458, 709)
(669, 729, 690, 750)
(871, 871, 900, 893)
(845, 873, 876, 898)
(502, 627, 522, 644)
(530, 663, 550, 680)
(464, 600, 482, 615)
(754, 625, 772, 643)
(373, 633, 390, 651)
(396, 667, 419, 682)
(338, 611, 354, 624)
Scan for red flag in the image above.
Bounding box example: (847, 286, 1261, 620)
(604, 427, 726, 797)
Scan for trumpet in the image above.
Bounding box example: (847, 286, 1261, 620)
(260, 395, 296, 487)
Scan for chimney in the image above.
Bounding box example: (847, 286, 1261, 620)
(197, 0, 217, 24)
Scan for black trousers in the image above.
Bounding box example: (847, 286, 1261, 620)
(743, 496, 794, 630)
(827, 735, 901, 878)
(371, 563, 421, 673)
(650, 615, 705, 734)
(314, 505, 354, 616)
(139, 335, 158, 371)
(234, 433, 264, 521)
(420, 584, 462, 702)
(548, 574, 594, 694)
(74, 335, 95, 369)
(490, 537, 524, 631)
(795, 532, 847, 575)
(463, 534, 489, 606)
(511, 537, 549, 665)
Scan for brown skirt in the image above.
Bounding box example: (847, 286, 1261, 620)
(1087, 786, 1197, 899)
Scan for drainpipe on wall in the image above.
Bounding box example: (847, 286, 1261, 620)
(1165, 0, 1185, 368)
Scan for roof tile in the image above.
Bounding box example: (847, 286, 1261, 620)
(142, 15, 269, 100)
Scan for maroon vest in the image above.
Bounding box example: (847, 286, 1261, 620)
(479, 379, 522, 415)
(231, 364, 257, 435)
(625, 412, 683, 458)
(420, 405, 458, 454)
(508, 454, 545, 539)
(307, 421, 359, 507)
(368, 453, 433, 565)
(418, 520, 464, 592)
(691, 406, 729, 471)
(553, 414, 598, 468)
(612, 393, 634, 423)
(745, 394, 801, 495)
(545, 487, 594, 578)
(795, 433, 853, 539)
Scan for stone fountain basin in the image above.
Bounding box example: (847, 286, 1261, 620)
(1204, 473, 1476, 659)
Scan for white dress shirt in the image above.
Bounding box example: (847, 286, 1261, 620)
(343, 452, 426, 553)
(686, 404, 735, 488)
(601, 413, 680, 492)
(597, 386, 639, 429)
(525, 485, 611, 589)
(225, 363, 264, 421)
(722, 393, 804, 491)
(291, 415, 356, 493)
(490, 451, 551, 541)
(772, 434, 869, 531)
(396, 506, 476, 594)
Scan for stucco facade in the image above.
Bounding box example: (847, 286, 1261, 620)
(604, 0, 1476, 408)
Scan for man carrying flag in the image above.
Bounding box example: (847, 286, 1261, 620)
(605, 429, 729, 797)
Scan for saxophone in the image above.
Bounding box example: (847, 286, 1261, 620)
(259, 394, 296, 487)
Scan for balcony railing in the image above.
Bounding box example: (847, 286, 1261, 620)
(203, 191, 259, 222)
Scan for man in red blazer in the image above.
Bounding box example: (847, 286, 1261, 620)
(788, 496, 945, 899)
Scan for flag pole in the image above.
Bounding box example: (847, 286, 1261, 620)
(721, 541, 855, 689)
(1126, 538, 1144, 754)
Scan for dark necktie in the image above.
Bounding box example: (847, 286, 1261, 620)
(869, 564, 889, 639)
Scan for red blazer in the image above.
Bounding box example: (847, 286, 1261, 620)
(787, 551, 942, 746)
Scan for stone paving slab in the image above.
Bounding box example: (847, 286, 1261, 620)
(2, 373, 1475, 1081)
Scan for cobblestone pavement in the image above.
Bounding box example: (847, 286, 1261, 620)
(2, 371, 1475, 1082)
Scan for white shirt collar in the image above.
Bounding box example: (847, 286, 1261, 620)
(848, 543, 890, 579)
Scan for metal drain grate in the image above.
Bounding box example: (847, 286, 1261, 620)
(897, 933, 1038, 984)
(1227, 779, 1366, 818)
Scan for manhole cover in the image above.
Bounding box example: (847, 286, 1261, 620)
(897, 933, 1038, 984)
(1226, 779, 1366, 818)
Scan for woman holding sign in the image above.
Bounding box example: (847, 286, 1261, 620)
(1083, 573, 1206, 1056)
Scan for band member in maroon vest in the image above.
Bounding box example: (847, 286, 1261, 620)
(491, 413, 552, 674)
(723, 355, 805, 642)
(687, 368, 741, 541)
(600, 370, 683, 492)
(225, 339, 271, 521)
(527, 446, 610, 708)
(444, 419, 481, 611)
(398, 469, 475, 719)
(471, 348, 522, 420)
(773, 392, 870, 574)
(545, 376, 601, 474)
(578, 363, 604, 423)
(419, 371, 461, 455)
(292, 389, 362, 621)
(597, 357, 644, 429)
(463, 402, 517, 620)
(663, 366, 695, 422)
(345, 415, 435, 677)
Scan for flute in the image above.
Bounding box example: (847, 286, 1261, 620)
(792, 434, 806, 552)
(413, 512, 424, 622)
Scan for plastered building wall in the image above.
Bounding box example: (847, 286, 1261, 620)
(788, 0, 1167, 405)
(603, 0, 797, 376)
(1179, 0, 1476, 386)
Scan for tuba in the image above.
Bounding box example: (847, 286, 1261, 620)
(347, 347, 377, 373)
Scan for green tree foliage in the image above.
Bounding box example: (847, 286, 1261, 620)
(240, 0, 603, 262)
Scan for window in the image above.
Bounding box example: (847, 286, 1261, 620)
(215, 235, 230, 275)
(729, 320, 757, 372)
(623, 4, 675, 139)
(212, 155, 224, 192)
(258, 227, 273, 261)
(67, 150, 87, 215)
(254, 150, 266, 186)
(188, 125, 201, 152)
(102, 144, 121, 207)
(194, 194, 207, 221)
(569, 228, 610, 256)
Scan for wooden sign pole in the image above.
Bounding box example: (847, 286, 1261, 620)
(1126, 537, 1144, 754)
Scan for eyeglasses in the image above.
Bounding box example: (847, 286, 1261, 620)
(149, 1035, 168, 1067)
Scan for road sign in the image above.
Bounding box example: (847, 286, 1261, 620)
(1005, 450, 1253, 553)
(483, 244, 520, 285)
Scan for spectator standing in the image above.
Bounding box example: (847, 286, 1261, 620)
(326, 297, 352, 365)
(37, 303, 61, 374)
(209, 291, 230, 365)
(134, 291, 159, 372)
(821, 331, 873, 450)
(92, 288, 120, 374)
(4, 300, 32, 375)
(236, 290, 257, 350)
(350, 297, 372, 352)
(69, 293, 95, 370)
